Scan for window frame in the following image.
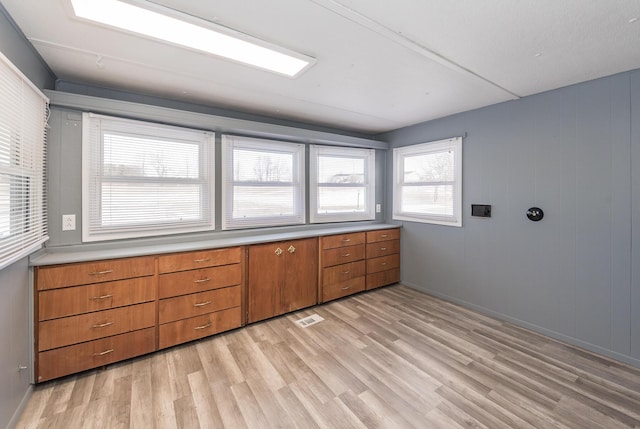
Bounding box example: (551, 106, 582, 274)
(309, 144, 375, 223)
(82, 113, 215, 242)
(392, 137, 463, 227)
(221, 135, 305, 230)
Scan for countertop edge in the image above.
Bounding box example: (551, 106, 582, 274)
(30, 224, 401, 266)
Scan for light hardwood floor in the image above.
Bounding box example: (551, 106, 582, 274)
(16, 285, 640, 428)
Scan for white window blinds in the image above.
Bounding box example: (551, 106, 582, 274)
(221, 135, 305, 229)
(82, 113, 214, 241)
(309, 145, 375, 223)
(0, 51, 49, 270)
(393, 137, 462, 227)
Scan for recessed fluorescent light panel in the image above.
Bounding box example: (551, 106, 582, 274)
(70, 0, 315, 77)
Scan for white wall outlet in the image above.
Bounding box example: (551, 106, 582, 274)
(376, 203, 381, 213)
(62, 214, 76, 231)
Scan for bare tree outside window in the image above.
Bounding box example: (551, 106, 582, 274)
(407, 150, 454, 202)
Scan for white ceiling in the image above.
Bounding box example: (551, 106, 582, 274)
(3, 0, 640, 134)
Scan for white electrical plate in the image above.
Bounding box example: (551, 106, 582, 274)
(62, 214, 76, 231)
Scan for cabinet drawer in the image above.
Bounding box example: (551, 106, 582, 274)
(159, 307, 242, 349)
(322, 277, 365, 302)
(366, 239, 400, 259)
(38, 302, 156, 351)
(158, 264, 241, 299)
(366, 268, 400, 290)
(37, 327, 155, 382)
(321, 232, 365, 250)
(36, 256, 155, 290)
(321, 244, 365, 267)
(366, 254, 400, 274)
(322, 261, 366, 286)
(366, 228, 400, 243)
(159, 285, 241, 324)
(39, 277, 156, 321)
(158, 247, 242, 274)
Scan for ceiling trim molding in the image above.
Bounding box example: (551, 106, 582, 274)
(45, 89, 388, 149)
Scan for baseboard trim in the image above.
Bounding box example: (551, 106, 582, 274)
(401, 281, 640, 369)
(5, 384, 33, 429)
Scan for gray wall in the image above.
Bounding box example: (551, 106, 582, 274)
(0, 4, 56, 429)
(381, 70, 640, 367)
(0, 260, 31, 429)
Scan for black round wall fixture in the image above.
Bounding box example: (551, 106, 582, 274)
(526, 207, 544, 222)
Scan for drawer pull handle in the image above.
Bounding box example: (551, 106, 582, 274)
(92, 322, 114, 329)
(288, 245, 296, 254)
(193, 301, 212, 307)
(342, 270, 351, 275)
(194, 278, 211, 284)
(193, 258, 211, 263)
(380, 234, 388, 238)
(194, 322, 212, 330)
(275, 247, 283, 256)
(90, 294, 113, 300)
(342, 239, 351, 242)
(89, 269, 113, 276)
(341, 286, 351, 291)
(93, 349, 114, 357)
(380, 247, 387, 251)
(342, 253, 351, 257)
(381, 262, 388, 266)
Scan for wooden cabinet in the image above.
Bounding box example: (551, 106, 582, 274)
(32, 226, 399, 382)
(248, 237, 318, 323)
(366, 228, 401, 290)
(157, 247, 243, 349)
(318, 232, 366, 302)
(34, 256, 156, 382)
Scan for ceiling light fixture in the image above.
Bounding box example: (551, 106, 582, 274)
(70, 0, 315, 77)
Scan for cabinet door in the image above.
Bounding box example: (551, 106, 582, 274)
(248, 242, 284, 323)
(282, 238, 318, 314)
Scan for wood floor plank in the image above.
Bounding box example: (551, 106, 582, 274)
(486, 387, 572, 429)
(110, 374, 133, 429)
(209, 381, 248, 429)
(230, 381, 269, 429)
(355, 389, 420, 429)
(275, 385, 322, 429)
(338, 390, 393, 429)
(66, 372, 96, 410)
(245, 377, 296, 429)
(129, 358, 153, 429)
(186, 370, 225, 428)
(150, 352, 178, 429)
(17, 285, 640, 429)
(173, 395, 200, 429)
(195, 335, 245, 386)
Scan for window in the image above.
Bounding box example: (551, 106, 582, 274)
(393, 137, 462, 227)
(309, 145, 375, 223)
(0, 51, 49, 270)
(82, 113, 214, 241)
(222, 135, 304, 229)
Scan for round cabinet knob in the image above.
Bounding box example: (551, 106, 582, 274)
(526, 207, 544, 222)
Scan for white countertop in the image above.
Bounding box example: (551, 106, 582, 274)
(30, 223, 401, 266)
